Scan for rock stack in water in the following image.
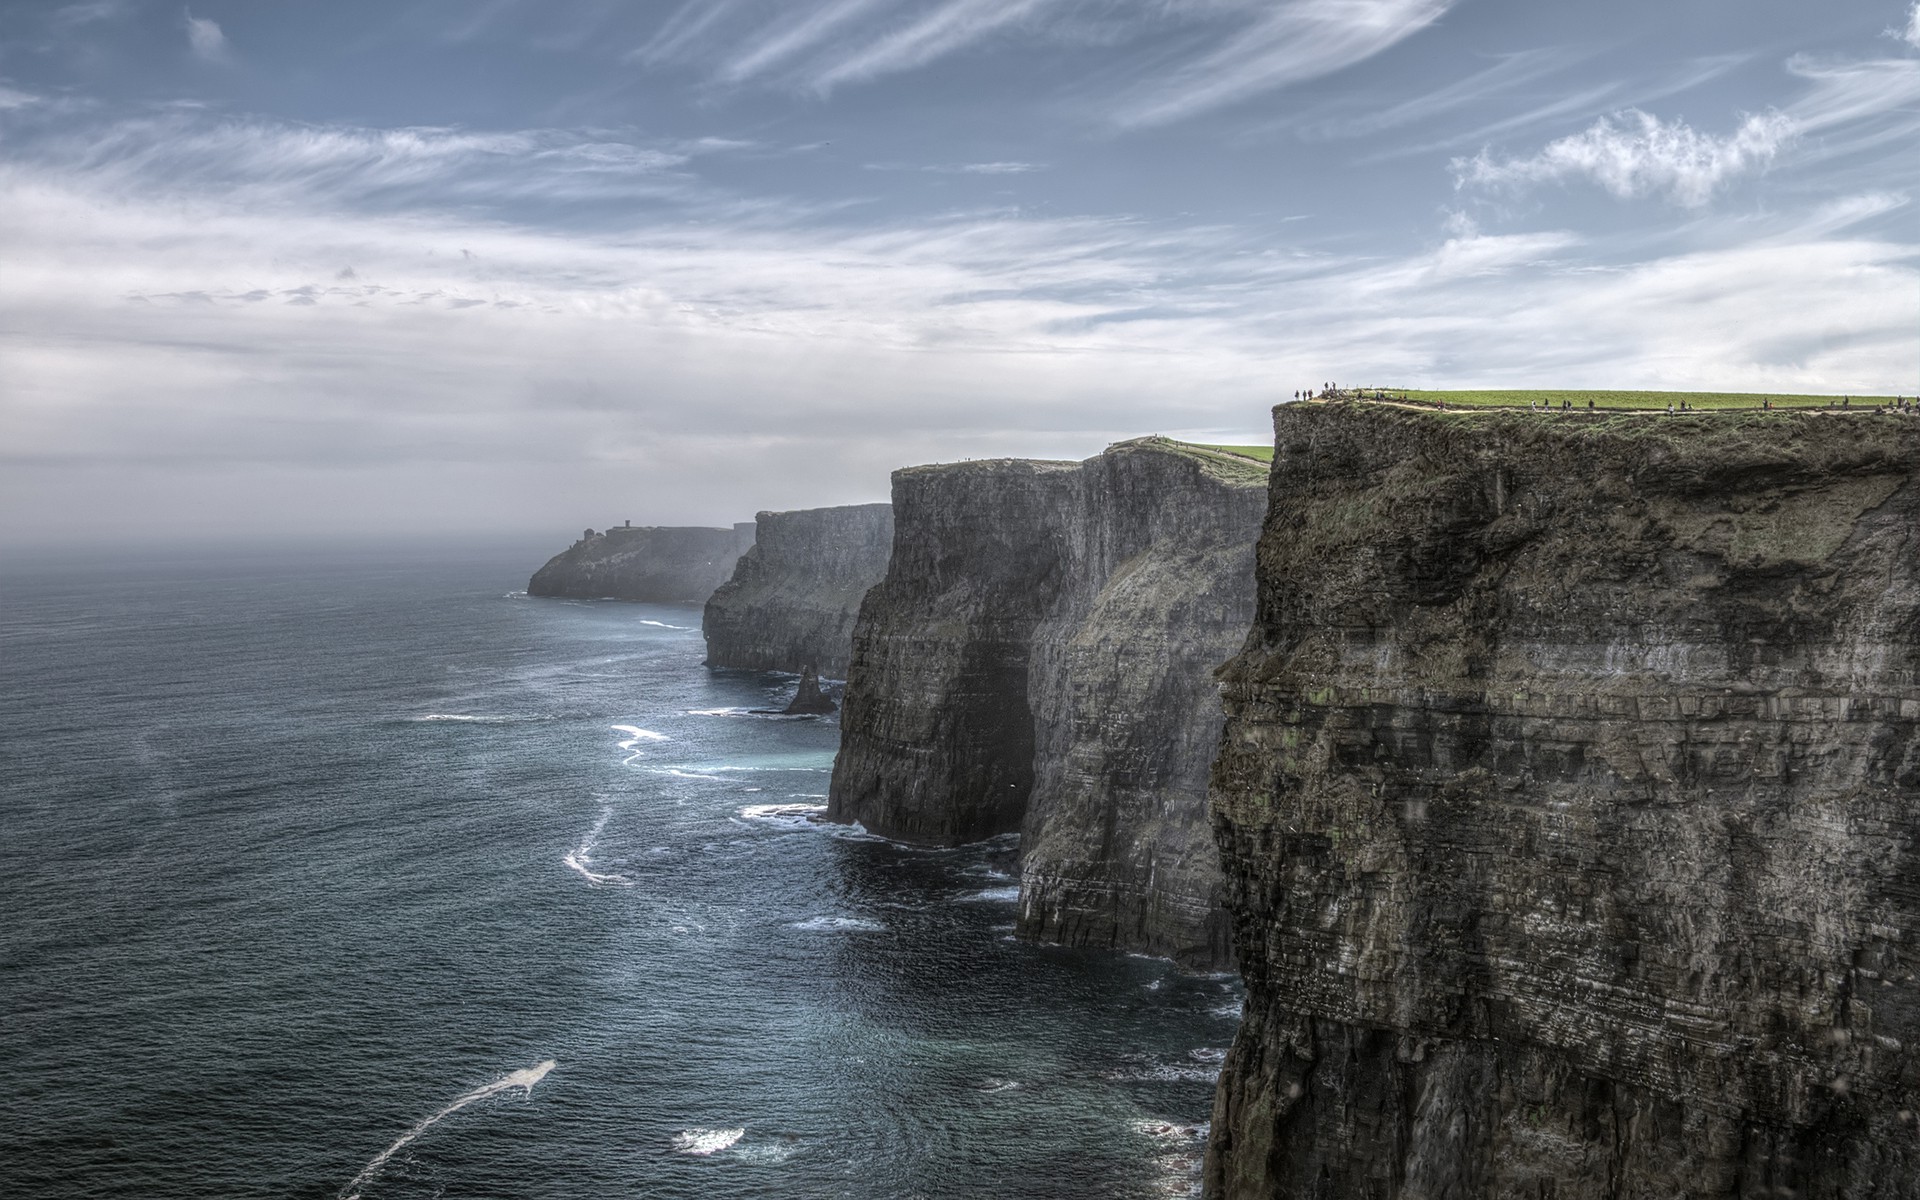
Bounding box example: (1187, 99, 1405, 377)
(1207, 402, 1920, 1197)
(703, 503, 894, 677)
(827, 437, 1268, 967)
(782, 665, 837, 715)
(528, 523, 756, 603)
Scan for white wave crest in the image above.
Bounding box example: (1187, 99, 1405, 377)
(340, 1060, 555, 1199)
(672, 1127, 745, 1156)
(737, 803, 827, 830)
(564, 807, 632, 887)
(639, 619, 692, 630)
(961, 886, 1020, 904)
(789, 916, 886, 933)
(612, 725, 669, 742)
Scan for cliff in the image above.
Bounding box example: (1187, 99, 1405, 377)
(527, 523, 754, 603)
(828, 438, 1267, 966)
(702, 503, 894, 677)
(1207, 402, 1920, 1197)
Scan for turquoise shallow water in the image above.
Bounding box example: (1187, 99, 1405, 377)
(0, 543, 1237, 1199)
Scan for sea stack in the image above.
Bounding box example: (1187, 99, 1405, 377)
(828, 437, 1268, 966)
(782, 665, 837, 715)
(1206, 402, 1920, 1197)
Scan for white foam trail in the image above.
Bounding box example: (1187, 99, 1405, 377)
(789, 916, 886, 933)
(611, 725, 669, 743)
(737, 803, 827, 830)
(672, 1127, 745, 1156)
(341, 1060, 556, 1199)
(962, 886, 1021, 904)
(564, 808, 632, 887)
(612, 724, 668, 765)
(639, 619, 692, 630)
(658, 768, 728, 781)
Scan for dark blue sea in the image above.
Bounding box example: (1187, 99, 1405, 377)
(0, 543, 1238, 1199)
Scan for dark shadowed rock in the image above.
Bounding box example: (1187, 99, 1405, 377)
(827, 437, 1267, 966)
(782, 665, 837, 715)
(1206, 402, 1920, 1198)
(703, 504, 893, 677)
(528, 523, 754, 603)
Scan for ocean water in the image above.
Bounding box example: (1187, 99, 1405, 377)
(0, 543, 1239, 1199)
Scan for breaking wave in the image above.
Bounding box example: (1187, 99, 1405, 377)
(563, 807, 632, 887)
(340, 1060, 555, 1199)
(789, 916, 886, 933)
(671, 1127, 744, 1156)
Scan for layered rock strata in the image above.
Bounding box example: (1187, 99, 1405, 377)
(1207, 402, 1920, 1197)
(828, 438, 1267, 966)
(702, 504, 894, 677)
(527, 524, 754, 603)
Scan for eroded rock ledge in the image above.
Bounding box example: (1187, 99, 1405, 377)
(702, 503, 893, 678)
(1206, 402, 1920, 1197)
(827, 437, 1267, 966)
(528, 524, 754, 603)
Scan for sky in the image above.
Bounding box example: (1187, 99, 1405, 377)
(2, 0, 1917, 545)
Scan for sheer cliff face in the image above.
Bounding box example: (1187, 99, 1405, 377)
(828, 439, 1266, 965)
(701, 504, 893, 678)
(528, 524, 754, 603)
(1207, 404, 1920, 1198)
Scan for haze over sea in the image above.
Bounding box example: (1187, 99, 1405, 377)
(0, 543, 1236, 1199)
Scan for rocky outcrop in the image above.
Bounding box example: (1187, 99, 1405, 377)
(527, 523, 754, 603)
(702, 504, 893, 677)
(784, 666, 837, 715)
(828, 438, 1268, 966)
(1207, 402, 1920, 1197)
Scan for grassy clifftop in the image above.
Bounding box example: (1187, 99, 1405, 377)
(1378, 388, 1900, 410)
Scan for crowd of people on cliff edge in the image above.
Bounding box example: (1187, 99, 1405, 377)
(1296, 385, 1917, 415)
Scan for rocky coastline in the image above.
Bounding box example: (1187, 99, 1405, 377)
(826, 437, 1267, 967)
(1205, 402, 1920, 1197)
(702, 503, 893, 678)
(527, 523, 754, 603)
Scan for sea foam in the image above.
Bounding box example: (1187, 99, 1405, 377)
(564, 807, 632, 887)
(789, 916, 886, 933)
(671, 1127, 745, 1156)
(340, 1060, 555, 1199)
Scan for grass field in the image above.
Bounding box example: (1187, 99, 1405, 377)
(1380, 389, 1900, 411)
(1194, 443, 1275, 462)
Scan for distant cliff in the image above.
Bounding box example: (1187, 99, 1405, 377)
(1207, 403, 1920, 1197)
(827, 438, 1267, 966)
(527, 524, 754, 603)
(702, 504, 893, 677)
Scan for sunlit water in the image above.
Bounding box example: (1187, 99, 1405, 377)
(0, 544, 1238, 1199)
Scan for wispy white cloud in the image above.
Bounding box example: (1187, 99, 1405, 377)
(11, 113, 699, 211)
(1900, 1, 1920, 49)
(2, 102, 1914, 544)
(51, 1, 123, 30)
(809, 0, 1052, 91)
(636, 0, 1448, 124)
(1110, 0, 1453, 127)
(184, 10, 228, 62)
(1454, 108, 1794, 206)
(1283, 49, 1579, 141)
(1453, 51, 1920, 208)
(717, 0, 894, 83)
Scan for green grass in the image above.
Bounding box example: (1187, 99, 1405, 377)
(1193, 443, 1275, 462)
(1378, 389, 1900, 411)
